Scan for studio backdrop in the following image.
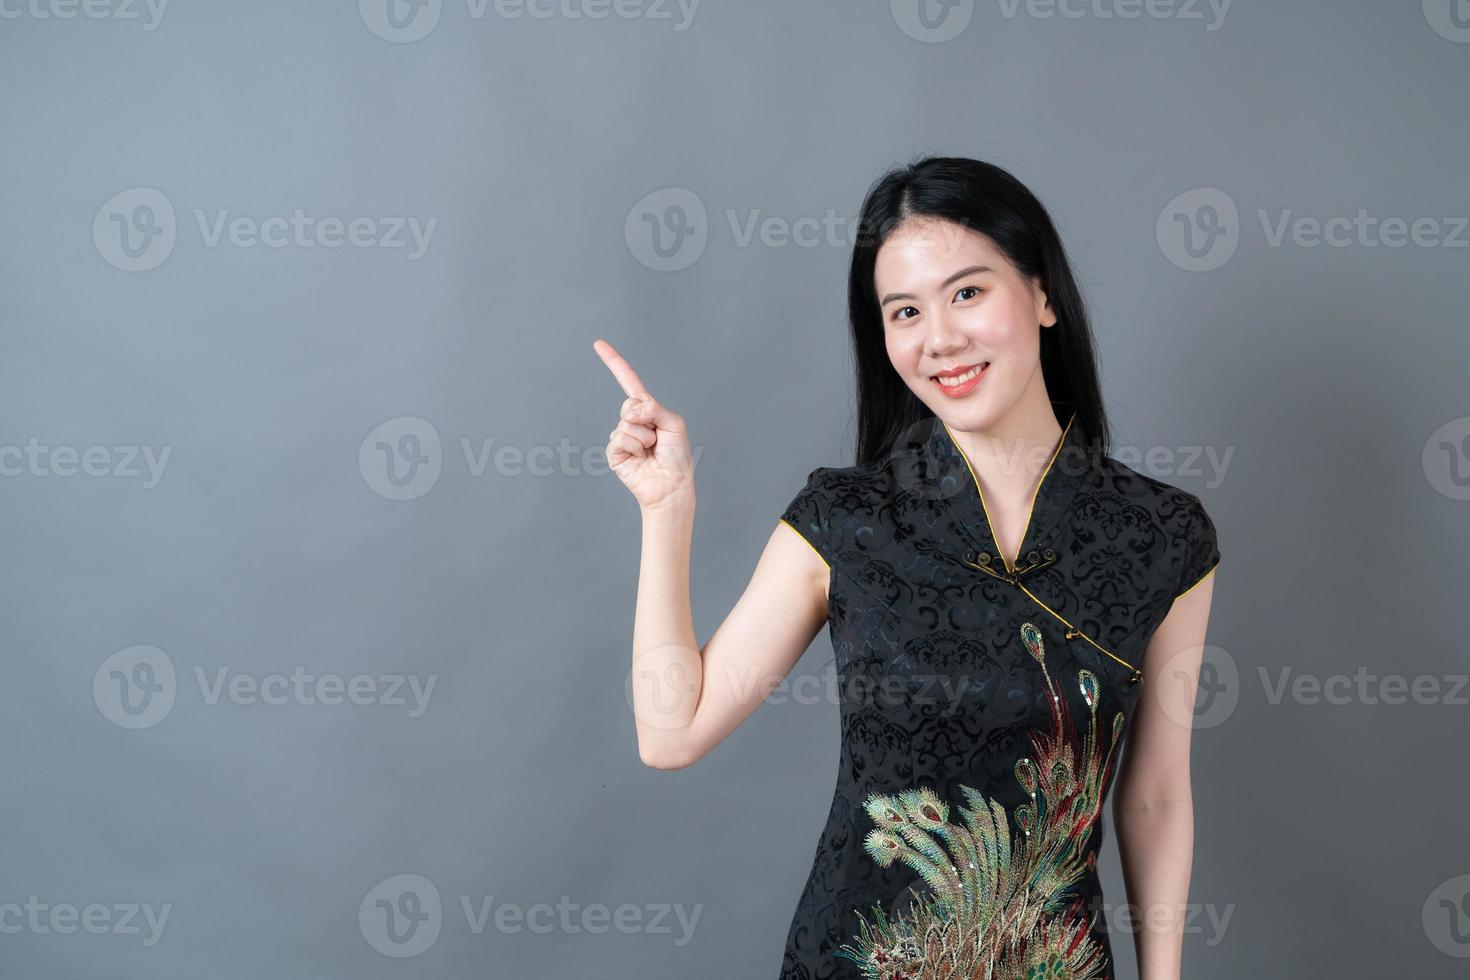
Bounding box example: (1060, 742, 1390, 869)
(3, 1, 1467, 977)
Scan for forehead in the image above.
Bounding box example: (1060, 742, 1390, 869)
(873, 217, 1008, 287)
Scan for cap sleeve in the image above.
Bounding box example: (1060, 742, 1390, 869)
(1175, 495, 1221, 599)
(779, 466, 832, 569)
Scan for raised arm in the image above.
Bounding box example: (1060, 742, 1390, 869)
(594, 339, 829, 771)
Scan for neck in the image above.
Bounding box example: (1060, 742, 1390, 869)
(947, 400, 1067, 485)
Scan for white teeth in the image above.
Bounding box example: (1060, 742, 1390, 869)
(935, 363, 986, 387)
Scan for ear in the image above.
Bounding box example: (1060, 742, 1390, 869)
(1034, 287, 1058, 329)
(1035, 280, 1058, 328)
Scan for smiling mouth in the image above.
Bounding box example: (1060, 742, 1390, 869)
(931, 362, 989, 387)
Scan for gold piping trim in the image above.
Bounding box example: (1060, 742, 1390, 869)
(1013, 579, 1141, 680)
(942, 411, 1076, 572)
(1174, 558, 1219, 600)
(779, 517, 831, 571)
(960, 551, 1140, 680)
(945, 411, 1139, 682)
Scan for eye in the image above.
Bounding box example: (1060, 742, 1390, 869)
(954, 285, 981, 302)
(892, 306, 919, 322)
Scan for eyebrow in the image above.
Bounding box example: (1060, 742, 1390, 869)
(879, 265, 992, 306)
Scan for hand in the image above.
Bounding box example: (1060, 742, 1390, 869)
(593, 338, 696, 512)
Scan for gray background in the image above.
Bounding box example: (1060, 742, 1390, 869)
(3, 0, 1468, 977)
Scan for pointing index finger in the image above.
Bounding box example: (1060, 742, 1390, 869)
(593, 339, 650, 398)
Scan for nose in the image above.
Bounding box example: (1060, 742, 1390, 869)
(923, 307, 966, 356)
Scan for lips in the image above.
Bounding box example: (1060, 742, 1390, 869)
(932, 362, 987, 382)
(930, 361, 990, 398)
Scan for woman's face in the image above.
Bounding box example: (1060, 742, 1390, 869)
(873, 216, 1056, 431)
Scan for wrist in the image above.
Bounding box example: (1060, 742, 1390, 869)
(641, 493, 696, 524)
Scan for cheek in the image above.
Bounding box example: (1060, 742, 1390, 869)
(964, 297, 1036, 351)
(884, 329, 922, 371)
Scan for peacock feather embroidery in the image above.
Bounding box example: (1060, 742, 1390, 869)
(834, 622, 1128, 980)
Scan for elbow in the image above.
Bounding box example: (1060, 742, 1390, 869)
(639, 748, 685, 770)
(638, 740, 697, 771)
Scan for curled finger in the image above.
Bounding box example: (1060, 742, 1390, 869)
(617, 418, 657, 449)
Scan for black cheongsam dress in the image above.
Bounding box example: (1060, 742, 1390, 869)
(775, 407, 1220, 980)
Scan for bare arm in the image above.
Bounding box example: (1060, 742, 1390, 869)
(1111, 568, 1216, 980)
(631, 505, 827, 769)
(593, 338, 828, 771)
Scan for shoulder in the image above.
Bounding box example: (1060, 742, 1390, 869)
(1089, 455, 1221, 596)
(780, 460, 891, 532)
(779, 460, 891, 566)
(792, 459, 892, 504)
(1091, 454, 1209, 523)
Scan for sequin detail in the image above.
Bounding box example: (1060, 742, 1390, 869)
(834, 623, 1127, 980)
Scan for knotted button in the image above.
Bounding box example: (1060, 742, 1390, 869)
(1026, 550, 1040, 564)
(962, 549, 975, 563)
(1043, 548, 1055, 560)
(978, 551, 992, 565)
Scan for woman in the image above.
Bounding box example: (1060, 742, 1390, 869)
(595, 156, 1220, 980)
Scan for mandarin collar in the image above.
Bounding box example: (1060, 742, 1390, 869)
(919, 408, 1090, 577)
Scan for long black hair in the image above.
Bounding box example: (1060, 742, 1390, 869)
(846, 156, 1110, 466)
